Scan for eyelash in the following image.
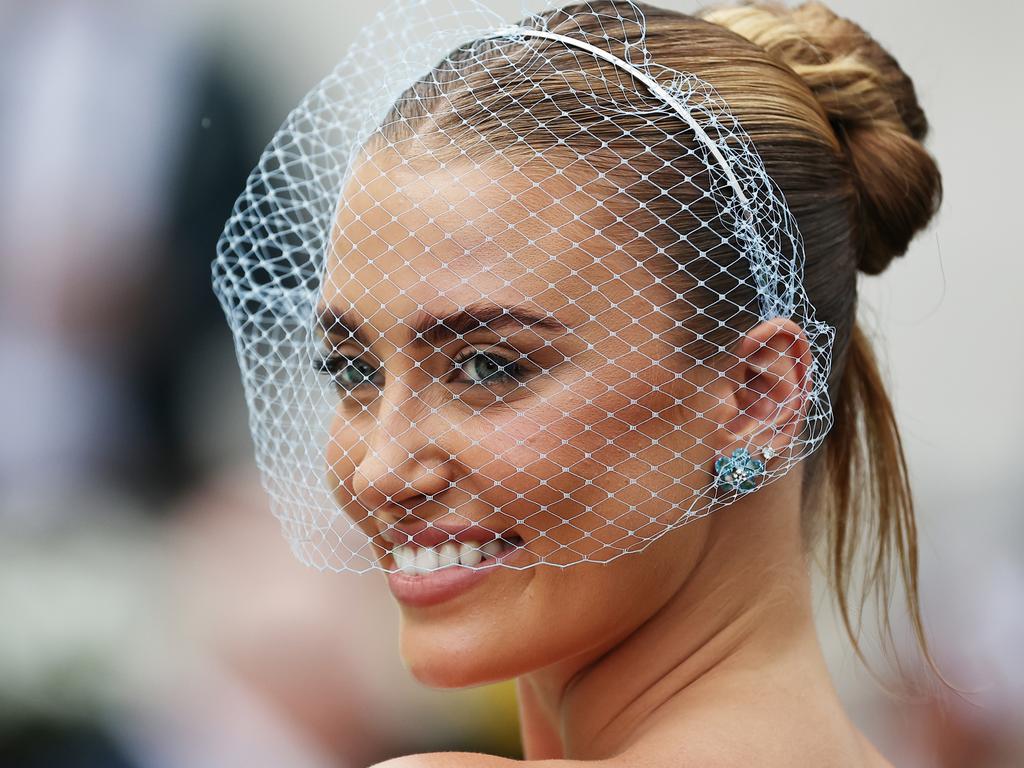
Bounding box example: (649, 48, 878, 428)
(316, 349, 528, 392)
(451, 349, 526, 388)
(317, 354, 383, 391)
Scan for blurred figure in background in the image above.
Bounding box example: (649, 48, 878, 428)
(0, 0, 252, 511)
(0, 2, 520, 765)
(0, 0, 254, 762)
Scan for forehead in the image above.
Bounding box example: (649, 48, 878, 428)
(322, 149, 674, 325)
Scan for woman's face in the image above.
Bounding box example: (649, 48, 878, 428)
(321, 151, 724, 686)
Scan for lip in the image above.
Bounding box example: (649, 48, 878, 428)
(380, 518, 523, 608)
(386, 564, 495, 608)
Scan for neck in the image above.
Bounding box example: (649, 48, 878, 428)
(516, 478, 829, 760)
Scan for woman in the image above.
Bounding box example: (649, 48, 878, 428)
(215, 1, 942, 765)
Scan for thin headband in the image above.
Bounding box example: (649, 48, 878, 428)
(486, 25, 753, 213)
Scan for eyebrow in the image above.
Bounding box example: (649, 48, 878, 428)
(315, 301, 568, 347)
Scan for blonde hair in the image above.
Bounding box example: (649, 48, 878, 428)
(380, 0, 942, 669)
(699, 0, 942, 674)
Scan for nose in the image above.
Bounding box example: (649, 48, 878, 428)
(349, 383, 457, 517)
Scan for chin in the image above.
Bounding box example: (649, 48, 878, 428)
(398, 612, 530, 688)
(385, 540, 693, 690)
(391, 565, 570, 689)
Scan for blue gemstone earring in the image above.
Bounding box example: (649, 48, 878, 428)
(714, 447, 766, 494)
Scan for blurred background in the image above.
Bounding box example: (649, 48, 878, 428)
(0, 0, 1019, 766)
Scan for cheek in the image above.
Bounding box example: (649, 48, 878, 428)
(325, 410, 372, 529)
(463, 366, 719, 564)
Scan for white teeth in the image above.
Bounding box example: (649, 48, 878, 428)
(391, 538, 506, 572)
(415, 546, 439, 573)
(459, 542, 482, 567)
(394, 546, 416, 573)
(438, 542, 459, 568)
(481, 540, 503, 559)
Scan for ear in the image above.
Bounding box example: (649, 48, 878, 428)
(706, 317, 812, 456)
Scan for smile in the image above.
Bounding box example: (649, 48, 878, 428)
(392, 537, 520, 572)
(381, 522, 525, 607)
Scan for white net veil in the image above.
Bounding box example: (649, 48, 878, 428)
(214, 0, 835, 574)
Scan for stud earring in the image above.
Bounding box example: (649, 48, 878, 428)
(714, 447, 765, 494)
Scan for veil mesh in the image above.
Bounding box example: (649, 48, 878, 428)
(214, 0, 835, 573)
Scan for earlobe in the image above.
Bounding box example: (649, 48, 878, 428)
(709, 317, 812, 456)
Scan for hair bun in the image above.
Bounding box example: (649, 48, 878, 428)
(699, 1, 942, 274)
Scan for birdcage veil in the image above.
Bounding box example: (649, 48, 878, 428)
(213, 0, 835, 574)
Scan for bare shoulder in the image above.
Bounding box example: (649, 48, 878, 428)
(371, 754, 592, 768)
(370, 755, 510, 768)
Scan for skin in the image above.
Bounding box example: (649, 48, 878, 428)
(320, 151, 891, 767)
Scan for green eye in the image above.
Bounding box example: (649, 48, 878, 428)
(456, 351, 524, 387)
(318, 355, 382, 390)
